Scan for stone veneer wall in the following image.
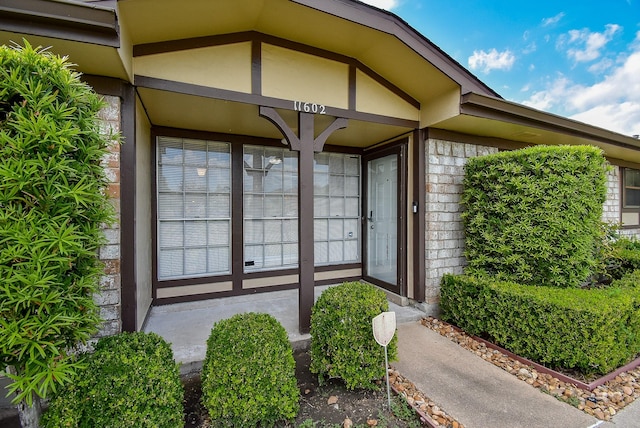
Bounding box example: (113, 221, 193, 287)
(604, 165, 640, 239)
(602, 166, 620, 225)
(424, 138, 498, 307)
(95, 95, 122, 337)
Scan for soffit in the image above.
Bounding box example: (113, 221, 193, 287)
(137, 87, 412, 148)
(0, 30, 127, 79)
(433, 114, 640, 165)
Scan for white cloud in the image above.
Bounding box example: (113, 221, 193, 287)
(468, 49, 516, 73)
(358, 0, 399, 10)
(542, 12, 565, 27)
(522, 32, 640, 136)
(570, 102, 640, 136)
(561, 24, 622, 63)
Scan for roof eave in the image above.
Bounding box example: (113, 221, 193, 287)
(460, 92, 640, 151)
(291, 0, 500, 98)
(0, 0, 119, 47)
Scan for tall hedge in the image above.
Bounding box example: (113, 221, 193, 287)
(0, 41, 115, 407)
(461, 145, 607, 287)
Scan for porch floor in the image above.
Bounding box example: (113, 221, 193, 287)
(143, 285, 426, 374)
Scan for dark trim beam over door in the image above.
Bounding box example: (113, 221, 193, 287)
(259, 106, 347, 333)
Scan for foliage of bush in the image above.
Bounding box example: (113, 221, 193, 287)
(310, 282, 397, 390)
(41, 332, 184, 427)
(0, 41, 116, 406)
(201, 312, 299, 427)
(461, 145, 607, 288)
(440, 273, 640, 375)
(606, 237, 640, 280)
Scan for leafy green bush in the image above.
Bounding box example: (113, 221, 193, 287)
(441, 274, 640, 375)
(606, 237, 640, 280)
(41, 332, 184, 427)
(0, 41, 116, 407)
(201, 312, 299, 427)
(461, 145, 607, 288)
(310, 282, 397, 390)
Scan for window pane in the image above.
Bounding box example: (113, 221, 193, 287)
(184, 140, 207, 165)
(158, 194, 183, 219)
(158, 165, 183, 192)
(207, 167, 230, 193)
(626, 189, 640, 207)
(283, 195, 298, 216)
(345, 197, 359, 217)
(329, 154, 344, 174)
(314, 219, 328, 240)
(283, 219, 298, 242)
(329, 241, 343, 262)
(208, 194, 230, 218)
(315, 196, 329, 216)
(264, 219, 282, 243)
(345, 176, 359, 196)
(244, 194, 263, 218)
(208, 247, 230, 272)
(329, 219, 343, 240)
(315, 241, 328, 264)
(185, 248, 207, 275)
(245, 245, 264, 269)
(344, 240, 359, 261)
(185, 221, 207, 247)
(626, 169, 640, 187)
(283, 243, 298, 265)
(159, 222, 183, 248)
(244, 220, 264, 244)
(208, 221, 229, 246)
(344, 219, 358, 239)
(264, 244, 282, 267)
(159, 249, 183, 278)
(345, 156, 359, 175)
(314, 173, 329, 195)
(330, 197, 345, 217)
(185, 194, 206, 218)
(314, 152, 330, 173)
(265, 195, 283, 217)
(157, 137, 231, 280)
(329, 175, 345, 196)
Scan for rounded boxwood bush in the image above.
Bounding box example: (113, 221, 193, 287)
(310, 282, 398, 390)
(201, 312, 299, 427)
(41, 332, 183, 428)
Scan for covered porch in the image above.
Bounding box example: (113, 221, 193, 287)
(142, 284, 426, 374)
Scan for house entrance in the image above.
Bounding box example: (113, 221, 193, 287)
(363, 143, 406, 295)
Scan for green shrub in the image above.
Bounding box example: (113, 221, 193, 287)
(201, 312, 299, 427)
(0, 41, 116, 407)
(441, 274, 640, 375)
(606, 237, 640, 280)
(41, 332, 184, 428)
(461, 145, 607, 288)
(310, 282, 397, 390)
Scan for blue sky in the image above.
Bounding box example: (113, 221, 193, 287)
(361, 0, 640, 137)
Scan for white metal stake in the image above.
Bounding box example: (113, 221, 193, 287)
(384, 343, 391, 409)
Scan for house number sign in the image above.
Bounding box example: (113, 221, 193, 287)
(293, 101, 326, 114)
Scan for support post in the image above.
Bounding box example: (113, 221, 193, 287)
(259, 106, 347, 333)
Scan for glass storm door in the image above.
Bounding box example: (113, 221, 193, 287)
(365, 153, 399, 288)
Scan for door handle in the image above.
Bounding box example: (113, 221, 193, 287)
(367, 210, 373, 221)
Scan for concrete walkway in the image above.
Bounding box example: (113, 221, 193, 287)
(394, 321, 640, 428)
